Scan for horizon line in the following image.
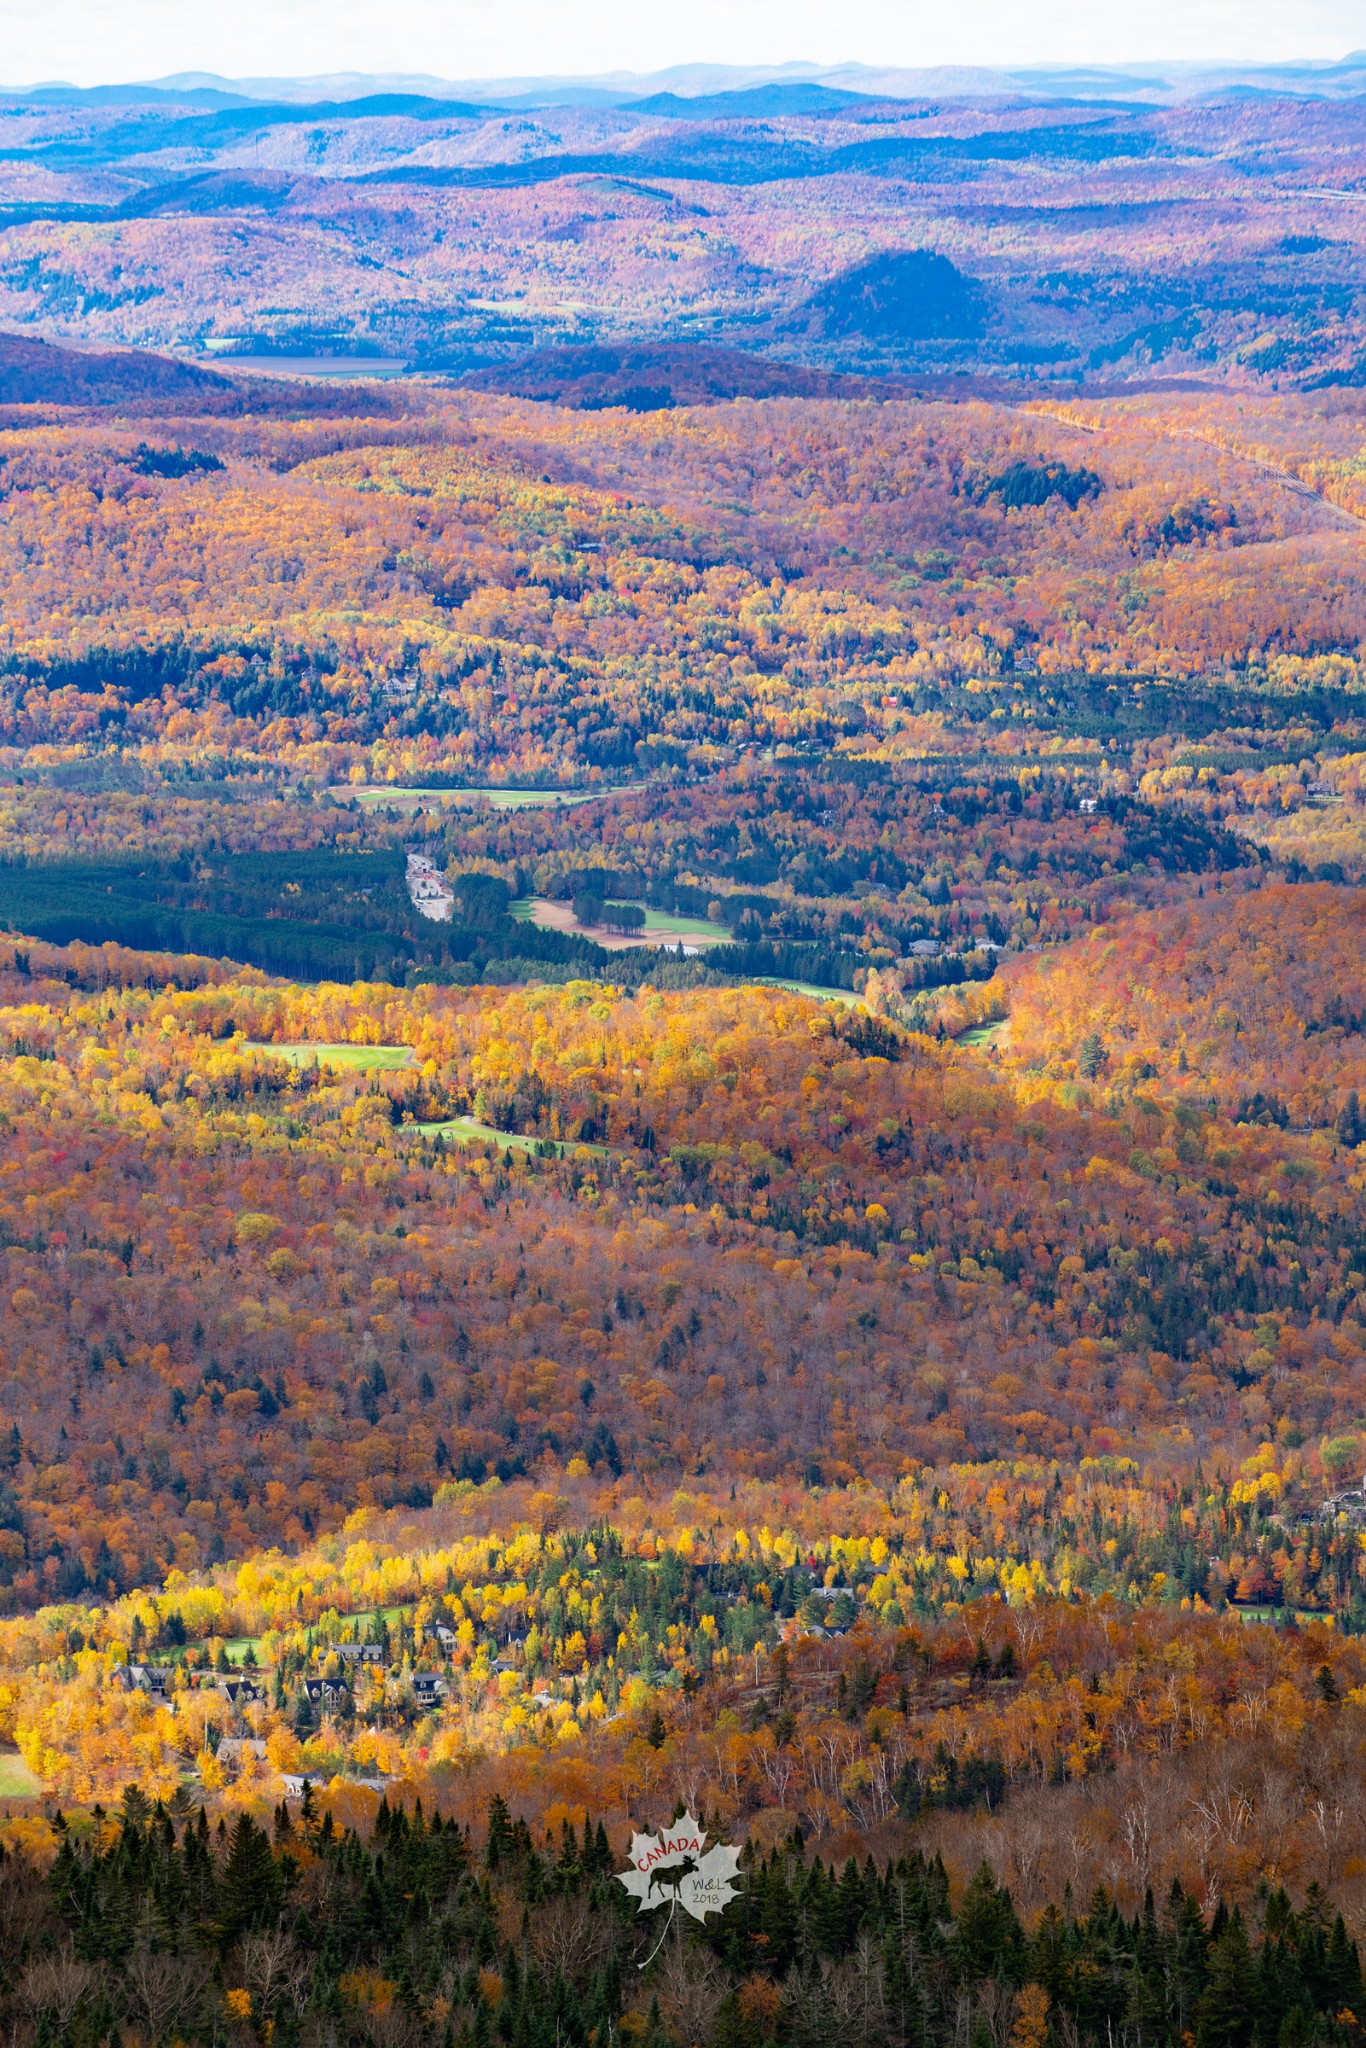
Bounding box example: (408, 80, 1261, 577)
(5, 48, 1366, 101)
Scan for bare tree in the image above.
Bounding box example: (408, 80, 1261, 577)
(827, 1930, 892, 2048)
(0, 1853, 53, 1955)
(654, 1933, 729, 2047)
(1183, 1763, 1253, 1899)
(1013, 1608, 1045, 1659)
(364, 2001, 426, 2048)
(975, 1977, 1018, 2048)
(240, 1928, 313, 2017)
(755, 1728, 799, 1806)
(784, 1966, 836, 2048)
(1001, 1794, 1051, 1909)
(784, 1932, 891, 2048)
(123, 1949, 211, 2042)
(526, 1894, 617, 1978)
(1120, 1789, 1156, 1893)
(20, 1953, 101, 2030)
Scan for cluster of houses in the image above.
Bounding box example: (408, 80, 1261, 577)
(299, 1667, 450, 1709)
(1319, 1470, 1366, 1526)
(209, 1738, 391, 1801)
(110, 1663, 269, 1707)
(109, 1653, 453, 1711)
(107, 1650, 463, 1801)
(905, 935, 1001, 962)
(103, 1623, 574, 1804)
(405, 851, 454, 921)
(776, 1584, 860, 1643)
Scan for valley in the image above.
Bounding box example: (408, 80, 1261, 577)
(0, 58, 1363, 2048)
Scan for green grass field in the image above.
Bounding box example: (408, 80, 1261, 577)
(638, 905, 730, 940)
(181, 1634, 264, 1665)
(0, 1750, 42, 1798)
(959, 1021, 1006, 1048)
(407, 1116, 608, 1158)
(1231, 1605, 1329, 1627)
(244, 1042, 415, 1071)
(748, 977, 860, 1005)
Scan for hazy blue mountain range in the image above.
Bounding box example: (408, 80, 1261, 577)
(19, 55, 1366, 106)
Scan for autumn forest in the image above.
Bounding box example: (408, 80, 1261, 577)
(0, 54, 1365, 2048)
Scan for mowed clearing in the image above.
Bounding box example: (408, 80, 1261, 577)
(407, 1115, 608, 1157)
(750, 976, 860, 1005)
(959, 1021, 1008, 1049)
(0, 1750, 42, 1798)
(513, 898, 730, 951)
(243, 1043, 415, 1070)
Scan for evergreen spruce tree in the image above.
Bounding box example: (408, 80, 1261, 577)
(218, 1812, 282, 1942)
(1198, 1912, 1257, 2048)
(1166, 1879, 1211, 2037)
(1325, 1915, 1363, 2012)
(486, 1794, 512, 1870)
(954, 1862, 1025, 1985)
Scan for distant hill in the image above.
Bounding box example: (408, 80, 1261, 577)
(0, 332, 232, 406)
(459, 341, 1043, 409)
(623, 84, 886, 118)
(800, 250, 984, 343)
(180, 93, 487, 135)
(461, 341, 918, 409)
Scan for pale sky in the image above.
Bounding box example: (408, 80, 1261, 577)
(3, 0, 1364, 91)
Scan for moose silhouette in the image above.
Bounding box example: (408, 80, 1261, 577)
(646, 1853, 698, 1902)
